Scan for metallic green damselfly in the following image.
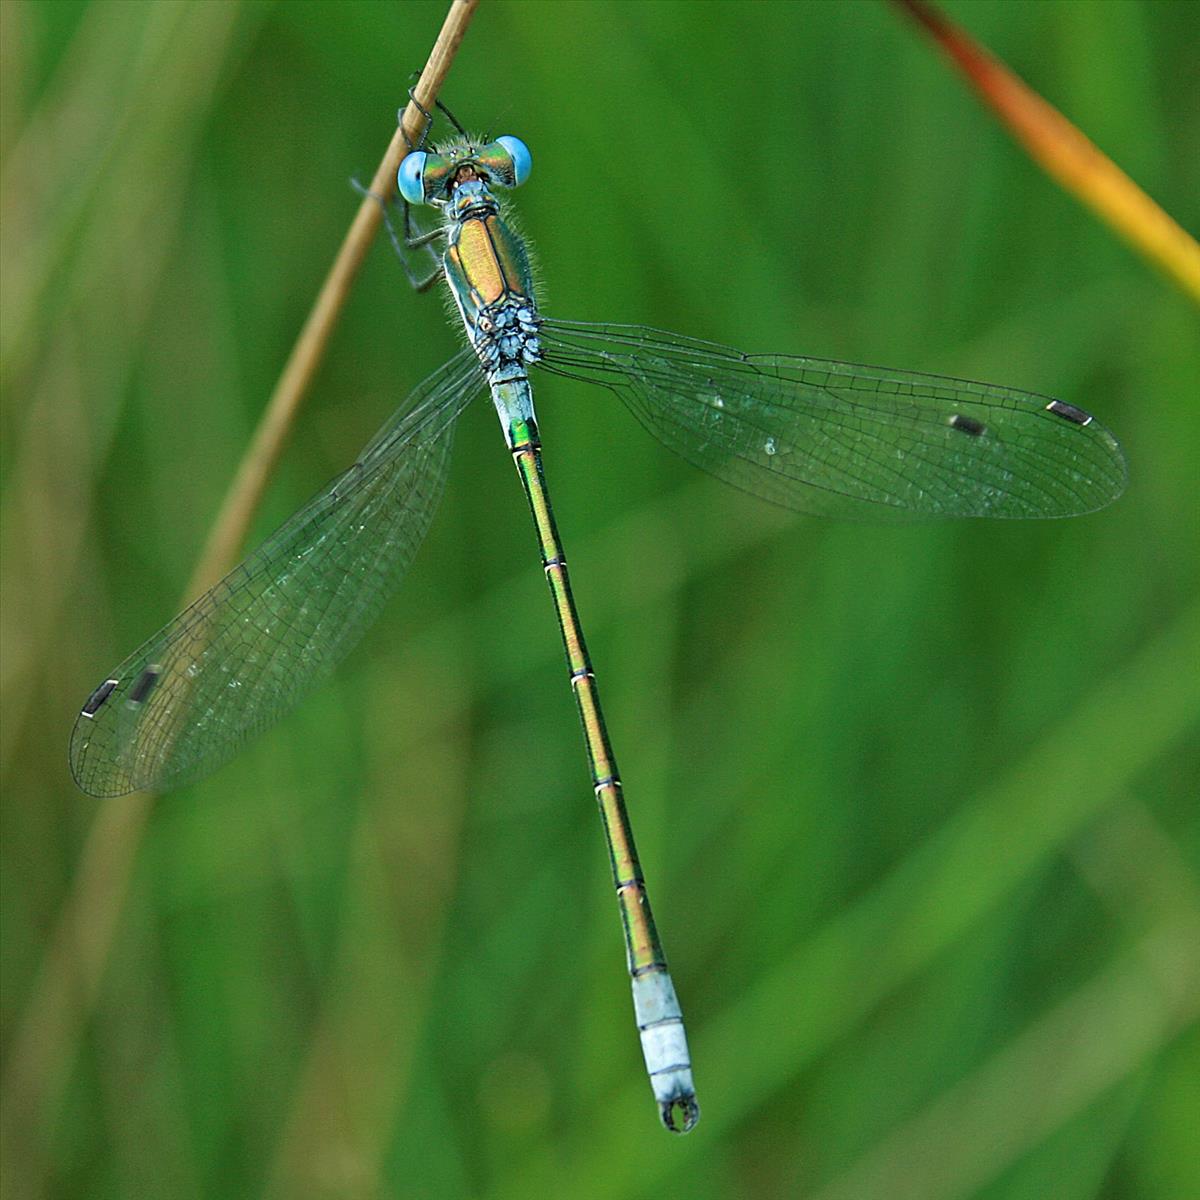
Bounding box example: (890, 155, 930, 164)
(70, 114, 1126, 1134)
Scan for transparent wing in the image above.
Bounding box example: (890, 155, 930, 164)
(70, 348, 486, 797)
(539, 320, 1127, 519)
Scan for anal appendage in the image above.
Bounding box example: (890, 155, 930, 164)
(632, 969, 699, 1133)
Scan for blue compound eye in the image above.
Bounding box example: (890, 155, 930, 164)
(495, 136, 531, 187)
(397, 151, 428, 204)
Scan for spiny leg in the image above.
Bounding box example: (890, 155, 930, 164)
(399, 83, 466, 146)
(400, 81, 434, 152)
(350, 177, 443, 293)
(432, 96, 468, 138)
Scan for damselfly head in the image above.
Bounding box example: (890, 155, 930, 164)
(397, 135, 531, 205)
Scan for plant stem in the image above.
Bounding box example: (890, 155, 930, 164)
(0, 3, 480, 1183)
(893, 0, 1200, 305)
(190, 0, 480, 596)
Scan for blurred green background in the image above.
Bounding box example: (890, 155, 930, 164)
(2, 1, 1197, 1197)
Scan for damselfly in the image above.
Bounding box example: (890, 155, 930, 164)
(70, 108, 1126, 1134)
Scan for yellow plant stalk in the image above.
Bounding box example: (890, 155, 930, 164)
(896, 0, 1200, 305)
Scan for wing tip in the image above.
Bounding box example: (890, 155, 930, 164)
(69, 696, 140, 799)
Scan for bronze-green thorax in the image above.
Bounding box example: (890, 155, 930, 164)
(440, 176, 541, 444)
